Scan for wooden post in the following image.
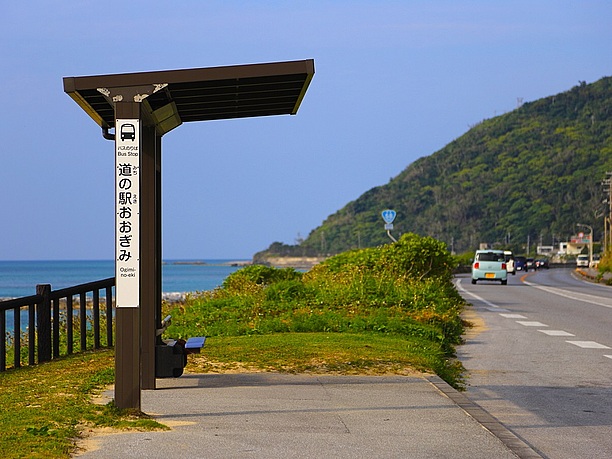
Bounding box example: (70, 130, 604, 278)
(35, 284, 52, 363)
(113, 93, 163, 404)
(80, 292, 87, 351)
(140, 120, 160, 390)
(106, 285, 114, 347)
(114, 101, 142, 411)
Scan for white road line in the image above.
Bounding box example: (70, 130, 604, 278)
(566, 341, 611, 349)
(605, 355, 612, 360)
(523, 280, 612, 309)
(457, 278, 612, 352)
(455, 279, 501, 309)
(516, 321, 548, 327)
(538, 330, 575, 336)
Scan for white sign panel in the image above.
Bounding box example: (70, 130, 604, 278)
(115, 119, 140, 308)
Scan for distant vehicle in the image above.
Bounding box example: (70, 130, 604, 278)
(504, 250, 516, 275)
(535, 259, 549, 269)
(590, 254, 601, 268)
(471, 249, 508, 285)
(514, 256, 527, 272)
(576, 254, 589, 267)
(526, 258, 535, 271)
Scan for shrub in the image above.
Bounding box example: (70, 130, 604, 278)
(166, 233, 467, 383)
(598, 248, 612, 273)
(223, 265, 302, 289)
(311, 233, 457, 281)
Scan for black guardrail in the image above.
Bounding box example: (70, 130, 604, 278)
(0, 278, 115, 372)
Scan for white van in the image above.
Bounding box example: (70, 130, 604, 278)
(576, 254, 589, 267)
(504, 250, 516, 275)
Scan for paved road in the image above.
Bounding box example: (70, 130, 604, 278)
(456, 268, 612, 458)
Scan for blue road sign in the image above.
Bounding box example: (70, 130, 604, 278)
(381, 209, 396, 224)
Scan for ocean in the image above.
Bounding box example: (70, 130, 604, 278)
(0, 259, 249, 300)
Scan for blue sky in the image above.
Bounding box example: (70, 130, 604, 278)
(1, 1, 610, 260)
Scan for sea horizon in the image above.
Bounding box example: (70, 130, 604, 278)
(0, 259, 251, 300)
(0, 258, 251, 263)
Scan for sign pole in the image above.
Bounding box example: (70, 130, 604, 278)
(381, 209, 397, 243)
(114, 102, 142, 410)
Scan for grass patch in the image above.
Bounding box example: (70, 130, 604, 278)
(186, 333, 462, 382)
(0, 350, 166, 459)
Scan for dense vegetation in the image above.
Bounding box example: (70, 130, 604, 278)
(256, 77, 612, 259)
(167, 233, 467, 386)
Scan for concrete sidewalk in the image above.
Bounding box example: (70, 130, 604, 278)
(75, 373, 540, 459)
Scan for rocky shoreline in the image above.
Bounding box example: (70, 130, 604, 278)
(164, 260, 252, 267)
(257, 256, 327, 270)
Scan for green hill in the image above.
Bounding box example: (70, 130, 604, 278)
(256, 77, 612, 260)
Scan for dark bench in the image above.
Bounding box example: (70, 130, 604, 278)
(155, 315, 207, 378)
(156, 336, 206, 378)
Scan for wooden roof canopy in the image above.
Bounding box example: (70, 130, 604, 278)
(63, 59, 315, 135)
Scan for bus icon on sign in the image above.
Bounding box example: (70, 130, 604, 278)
(120, 123, 136, 141)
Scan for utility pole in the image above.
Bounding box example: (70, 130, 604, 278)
(527, 234, 530, 255)
(604, 172, 612, 253)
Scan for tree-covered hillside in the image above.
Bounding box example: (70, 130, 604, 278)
(256, 77, 612, 259)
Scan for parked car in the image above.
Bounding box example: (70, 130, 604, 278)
(504, 250, 516, 275)
(471, 250, 508, 285)
(514, 256, 527, 272)
(535, 259, 549, 269)
(590, 254, 601, 268)
(526, 258, 535, 271)
(576, 254, 589, 267)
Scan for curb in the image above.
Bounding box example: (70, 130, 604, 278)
(574, 267, 612, 284)
(425, 375, 543, 459)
